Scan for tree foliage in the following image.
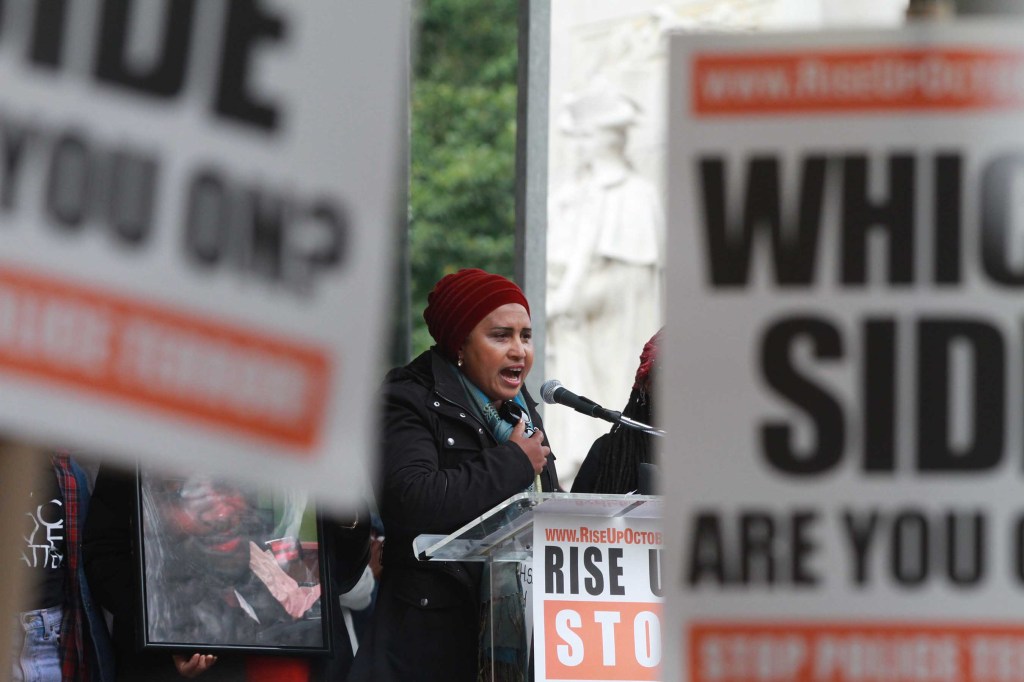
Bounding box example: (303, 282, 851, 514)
(409, 0, 519, 353)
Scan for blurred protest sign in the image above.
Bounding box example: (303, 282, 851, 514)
(664, 19, 1024, 682)
(0, 2, 405, 508)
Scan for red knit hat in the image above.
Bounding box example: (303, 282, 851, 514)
(423, 268, 531, 361)
(633, 328, 662, 393)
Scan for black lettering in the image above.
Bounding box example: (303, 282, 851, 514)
(246, 187, 284, 280)
(45, 131, 92, 230)
(95, 0, 197, 98)
(301, 200, 347, 268)
(544, 546, 564, 595)
(648, 549, 663, 597)
(740, 512, 775, 584)
(842, 510, 879, 586)
(106, 150, 158, 246)
(792, 511, 818, 585)
(29, 0, 69, 67)
(917, 319, 1004, 471)
(1013, 514, 1024, 583)
(1, 122, 36, 211)
(583, 546, 604, 596)
(569, 546, 579, 595)
(840, 154, 915, 285)
(934, 153, 962, 285)
(182, 169, 345, 290)
(687, 513, 726, 586)
(847, 509, 984, 587)
(698, 155, 826, 287)
(946, 512, 984, 586)
(281, 200, 347, 290)
(982, 153, 1024, 286)
(608, 548, 625, 596)
(760, 317, 845, 475)
(184, 169, 230, 265)
(864, 319, 896, 472)
(214, 0, 285, 131)
(891, 511, 929, 586)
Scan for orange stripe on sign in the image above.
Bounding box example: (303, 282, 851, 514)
(692, 48, 1024, 115)
(544, 600, 662, 680)
(0, 266, 331, 452)
(689, 621, 1024, 682)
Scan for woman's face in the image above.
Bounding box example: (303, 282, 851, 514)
(459, 303, 533, 403)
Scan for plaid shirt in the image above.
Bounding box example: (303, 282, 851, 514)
(52, 455, 91, 682)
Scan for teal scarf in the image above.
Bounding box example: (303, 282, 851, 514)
(456, 368, 535, 459)
(451, 364, 532, 681)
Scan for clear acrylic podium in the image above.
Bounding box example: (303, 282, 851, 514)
(414, 492, 662, 681)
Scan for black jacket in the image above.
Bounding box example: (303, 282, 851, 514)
(347, 349, 559, 682)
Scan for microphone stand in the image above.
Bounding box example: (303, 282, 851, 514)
(615, 414, 665, 437)
(555, 391, 666, 436)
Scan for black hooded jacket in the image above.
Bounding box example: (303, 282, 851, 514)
(347, 348, 559, 682)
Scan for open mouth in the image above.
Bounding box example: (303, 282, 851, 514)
(203, 536, 243, 554)
(501, 367, 524, 384)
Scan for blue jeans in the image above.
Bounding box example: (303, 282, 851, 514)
(11, 605, 62, 682)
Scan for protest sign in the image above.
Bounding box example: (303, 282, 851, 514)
(0, 2, 405, 507)
(664, 20, 1024, 682)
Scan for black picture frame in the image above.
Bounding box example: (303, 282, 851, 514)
(133, 471, 333, 656)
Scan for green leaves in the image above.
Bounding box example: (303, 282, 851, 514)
(409, 0, 519, 354)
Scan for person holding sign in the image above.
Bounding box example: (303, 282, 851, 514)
(348, 268, 560, 682)
(572, 329, 661, 495)
(83, 466, 371, 681)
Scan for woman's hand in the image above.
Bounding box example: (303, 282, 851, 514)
(369, 533, 384, 580)
(509, 419, 549, 474)
(173, 653, 217, 678)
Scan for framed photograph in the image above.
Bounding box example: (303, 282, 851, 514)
(134, 472, 332, 655)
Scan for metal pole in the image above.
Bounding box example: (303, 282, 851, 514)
(389, 0, 414, 368)
(515, 0, 551, 401)
(617, 415, 667, 438)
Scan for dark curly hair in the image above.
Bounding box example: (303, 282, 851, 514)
(587, 329, 661, 494)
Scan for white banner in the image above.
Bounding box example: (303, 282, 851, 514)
(664, 19, 1024, 682)
(534, 512, 663, 681)
(0, 1, 405, 509)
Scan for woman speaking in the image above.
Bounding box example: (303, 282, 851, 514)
(348, 268, 560, 682)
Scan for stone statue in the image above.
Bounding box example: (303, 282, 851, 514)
(546, 83, 664, 483)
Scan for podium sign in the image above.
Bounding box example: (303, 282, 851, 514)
(415, 492, 663, 682)
(533, 512, 663, 682)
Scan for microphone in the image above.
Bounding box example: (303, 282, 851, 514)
(540, 380, 622, 424)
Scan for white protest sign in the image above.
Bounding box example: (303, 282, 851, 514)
(534, 513, 663, 681)
(664, 20, 1024, 682)
(0, 1, 404, 508)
